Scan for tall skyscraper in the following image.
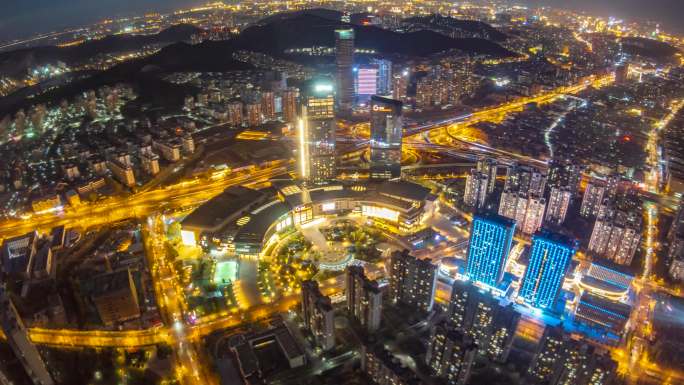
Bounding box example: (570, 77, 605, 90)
(392, 69, 409, 101)
(298, 79, 336, 185)
(518, 232, 577, 310)
(244, 102, 263, 126)
(465, 214, 516, 288)
(476, 157, 498, 193)
(448, 280, 520, 362)
(389, 249, 437, 312)
(580, 182, 606, 218)
(227, 101, 243, 126)
(426, 322, 476, 385)
(464, 170, 489, 209)
(527, 326, 567, 384)
(0, 288, 54, 385)
(301, 280, 335, 350)
(371, 58, 392, 95)
(260, 91, 276, 120)
(335, 28, 355, 113)
(355, 65, 378, 97)
(345, 265, 382, 332)
(369, 95, 403, 180)
(546, 187, 573, 225)
(281, 87, 297, 123)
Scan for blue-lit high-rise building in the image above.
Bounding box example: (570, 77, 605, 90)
(465, 214, 516, 288)
(370, 58, 392, 95)
(518, 231, 577, 310)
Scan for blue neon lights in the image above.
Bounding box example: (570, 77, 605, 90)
(465, 215, 515, 288)
(519, 233, 576, 310)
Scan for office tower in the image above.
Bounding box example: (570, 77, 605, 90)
(527, 326, 566, 384)
(392, 69, 409, 101)
(227, 101, 243, 126)
(505, 164, 546, 196)
(298, 79, 336, 185)
(0, 288, 55, 385)
(369, 96, 403, 180)
(448, 281, 520, 362)
(345, 266, 382, 332)
(371, 58, 392, 95)
(546, 187, 572, 225)
(244, 102, 263, 126)
(588, 208, 641, 265)
(476, 157, 498, 193)
(301, 280, 335, 350)
(389, 249, 437, 312)
(260, 91, 276, 120)
(465, 214, 516, 288)
(519, 232, 577, 310)
(281, 88, 297, 123)
(355, 65, 378, 97)
(464, 170, 489, 208)
(580, 182, 606, 218)
(335, 28, 354, 113)
(426, 322, 476, 385)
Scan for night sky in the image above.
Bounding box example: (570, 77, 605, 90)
(1, 0, 684, 41)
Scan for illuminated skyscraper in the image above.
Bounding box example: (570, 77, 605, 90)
(389, 249, 437, 312)
(281, 87, 297, 123)
(260, 91, 275, 120)
(345, 265, 382, 332)
(519, 232, 577, 310)
(371, 58, 392, 95)
(298, 79, 336, 185)
(465, 214, 516, 288)
(546, 187, 572, 225)
(476, 157, 498, 194)
(301, 280, 335, 350)
(426, 322, 476, 385)
(448, 280, 520, 362)
(464, 170, 489, 208)
(392, 69, 409, 101)
(335, 28, 355, 113)
(369, 95, 403, 180)
(355, 65, 378, 97)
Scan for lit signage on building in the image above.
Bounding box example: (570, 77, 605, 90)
(321, 202, 336, 212)
(181, 230, 196, 246)
(362, 205, 399, 222)
(357, 68, 378, 95)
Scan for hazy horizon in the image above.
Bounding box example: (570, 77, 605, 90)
(1, 0, 683, 42)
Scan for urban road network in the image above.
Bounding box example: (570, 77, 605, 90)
(2, 71, 682, 384)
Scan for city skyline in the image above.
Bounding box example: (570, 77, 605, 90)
(0, 1, 683, 384)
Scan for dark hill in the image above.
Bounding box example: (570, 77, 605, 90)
(402, 14, 507, 42)
(0, 24, 202, 78)
(620, 37, 680, 62)
(235, 13, 514, 58)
